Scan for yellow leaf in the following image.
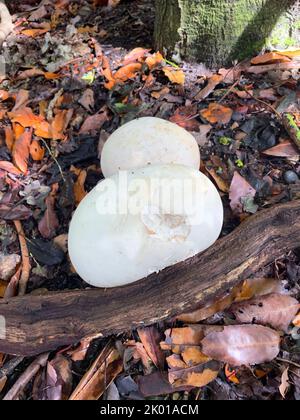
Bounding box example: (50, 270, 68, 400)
(163, 66, 185, 85)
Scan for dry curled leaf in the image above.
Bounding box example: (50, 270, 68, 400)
(230, 293, 300, 332)
(163, 66, 185, 85)
(195, 74, 223, 100)
(263, 141, 299, 158)
(12, 129, 32, 173)
(251, 52, 291, 65)
(38, 184, 59, 239)
(229, 171, 257, 215)
(200, 103, 233, 125)
(79, 108, 109, 134)
(201, 325, 281, 366)
(137, 326, 165, 370)
(45, 355, 72, 400)
(168, 360, 220, 388)
(69, 342, 123, 400)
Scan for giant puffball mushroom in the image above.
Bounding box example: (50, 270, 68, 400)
(100, 117, 200, 178)
(68, 164, 223, 288)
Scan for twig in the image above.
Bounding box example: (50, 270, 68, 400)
(40, 138, 65, 182)
(243, 87, 281, 119)
(13, 221, 31, 296)
(3, 353, 49, 400)
(276, 358, 300, 369)
(0, 356, 24, 379)
(0, 1, 13, 47)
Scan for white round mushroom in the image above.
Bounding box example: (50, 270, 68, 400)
(68, 164, 223, 288)
(100, 117, 200, 178)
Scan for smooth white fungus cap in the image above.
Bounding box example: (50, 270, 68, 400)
(100, 117, 200, 177)
(68, 165, 223, 288)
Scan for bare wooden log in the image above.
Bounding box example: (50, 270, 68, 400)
(0, 200, 299, 357)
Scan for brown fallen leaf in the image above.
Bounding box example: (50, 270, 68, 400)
(69, 342, 123, 400)
(12, 129, 33, 173)
(38, 184, 59, 239)
(71, 166, 87, 205)
(195, 74, 223, 100)
(0, 161, 22, 175)
(206, 164, 230, 193)
(251, 52, 291, 65)
(246, 62, 300, 75)
(78, 89, 95, 112)
(168, 360, 220, 388)
(113, 63, 143, 84)
(79, 108, 109, 134)
(230, 293, 300, 332)
(200, 103, 233, 125)
(279, 368, 290, 399)
(145, 51, 164, 70)
(201, 325, 281, 366)
(67, 333, 103, 362)
(235, 277, 284, 302)
(12, 89, 29, 112)
(0, 280, 7, 298)
(51, 109, 73, 140)
(137, 326, 165, 370)
(8, 107, 53, 139)
(263, 141, 299, 158)
(229, 171, 257, 215)
(163, 66, 185, 85)
(293, 313, 300, 327)
(45, 354, 72, 400)
(138, 371, 193, 397)
(169, 105, 199, 131)
(181, 347, 211, 367)
(122, 47, 150, 66)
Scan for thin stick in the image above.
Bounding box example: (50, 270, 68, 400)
(276, 358, 300, 369)
(0, 356, 24, 379)
(13, 220, 31, 296)
(40, 138, 65, 182)
(243, 87, 281, 119)
(3, 353, 49, 400)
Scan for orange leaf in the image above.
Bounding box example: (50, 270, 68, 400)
(251, 52, 291, 65)
(195, 74, 223, 100)
(0, 90, 10, 101)
(13, 123, 25, 140)
(200, 103, 233, 125)
(12, 90, 29, 112)
(44, 72, 60, 80)
(113, 63, 143, 84)
(12, 129, 32, 173)
(225, 364, 240, 384)
(293, 313, 300, 327)
(102, 56, 115, 90)
(163, 66, 185, 85)
(51, 109, 73, 140)
(146, 52, 164, 70)
(30, 140, 45, 161)
(0, 161, 22, 175)
(4, 126, 14, 152)
(123, 48, 150, 65)
(8, 107, 44, 128)
(71, 166, 87, 205)
(21, 23, 50, 37)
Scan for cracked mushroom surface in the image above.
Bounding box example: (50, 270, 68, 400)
(68, 165, 223, 288)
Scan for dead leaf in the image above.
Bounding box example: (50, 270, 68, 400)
(138, 371, 193, 397)
(21, 23, 51, 37)
(67, 333, 103, 362)
(146, 52, 164, 70)
(137, 326, 165, 370)
(201, 325, 281, 366)
(279, 368, 290, 399)
(163, 66, 185, 85)
(169, 105, 199, 131)
(123, 48, 150, 65)
(113, 63, 142, 84)
(230, 293, 300, 332)
(0, 90, 10, 101)
(181, 347, 211, 366)
(225, 364, 240, 384)
(71, 166, 87, 205)
(251, 52, 291, 65)
(0, 376, 7, 392)
(0, 253, 21, 281)
(258, 88, 278, 101)
(206, 164, 230, 193)
(168, 360, 220, 388)
(195, 74, 223, 100)
(79, 108, 109, 134)
(44, 354, 72, 400)
(78, 89, 95, 112)
(8, 107, 53, 139)
(69, 342, 123, 400)
(12, 90, 29, 112)
(38, 184, 59, 239)
(0, 161, 22, 175)
(229, 171, 257, 215)
(12, 129, 32, 173)
(235, 277, 284, 302)
(30, 140, 45, 161)
(263, 141, 299, 158)
(51, 109, 73, 140)
(200, 103, 233, 125)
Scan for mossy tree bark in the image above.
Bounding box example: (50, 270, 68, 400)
(155, 0, 300, 67)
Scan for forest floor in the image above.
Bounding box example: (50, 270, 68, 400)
(0, 0, 300, 400)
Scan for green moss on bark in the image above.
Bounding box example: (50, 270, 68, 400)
(155, 0, 300, 67)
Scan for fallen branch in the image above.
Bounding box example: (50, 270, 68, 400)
(0, 1, 13, 47)
(2, 353, 49, 400)
(0, 200, 300, 356)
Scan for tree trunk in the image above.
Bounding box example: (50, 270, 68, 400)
(155, 0, 300, 67)
(0, 200, 299, 357)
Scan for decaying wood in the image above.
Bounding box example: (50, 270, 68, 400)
(0, 1, 13, 47)
(0, 200, 299, 357)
